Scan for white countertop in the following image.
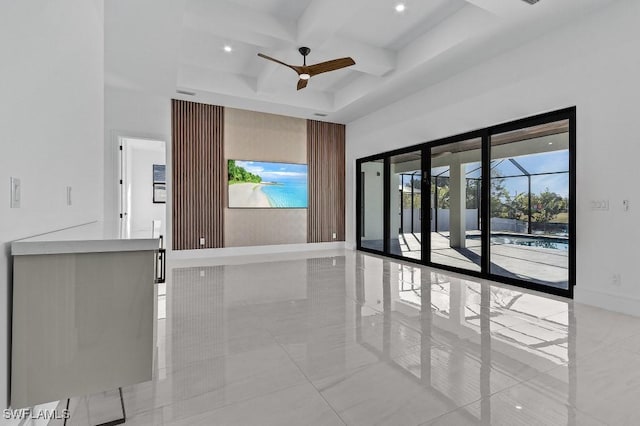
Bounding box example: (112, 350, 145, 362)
(12, 221, 161, 255)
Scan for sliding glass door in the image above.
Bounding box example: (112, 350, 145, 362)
(489, 119, 571, 290)
(356, 108, 575, 298)
(429, 138, 483, 272)
(388, 151, 422, 260)
(359, 158, 385, 252)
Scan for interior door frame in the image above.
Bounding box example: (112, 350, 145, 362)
(115, 134, 167, 238)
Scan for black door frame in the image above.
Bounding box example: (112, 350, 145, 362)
(355, 107, 576, 298)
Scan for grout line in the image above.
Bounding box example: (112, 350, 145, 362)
(268, 329, 348, 426)
(120, 369, 308, 424)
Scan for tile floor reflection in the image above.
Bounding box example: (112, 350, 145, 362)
(57, 250, 640, 425)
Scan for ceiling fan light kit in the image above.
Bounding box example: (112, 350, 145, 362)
(257, 47, 355, 90)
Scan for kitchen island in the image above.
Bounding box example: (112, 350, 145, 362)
(11, 222, 161, 409)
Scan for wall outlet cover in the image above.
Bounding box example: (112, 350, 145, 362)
(612, 273, 622, 286)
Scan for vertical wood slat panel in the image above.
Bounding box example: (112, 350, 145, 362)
(307, 120, 346, 243)
(172, 100, 224, 250)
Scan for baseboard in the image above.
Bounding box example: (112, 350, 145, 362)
(575, 287, 640, 317)
(167, 241, 346, 260)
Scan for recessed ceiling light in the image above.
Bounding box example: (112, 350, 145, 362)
(395, 3, 406, 13)
(223, 45, 233, 53)
(515, 405, 523, 410)
(548, 142, 553, 145)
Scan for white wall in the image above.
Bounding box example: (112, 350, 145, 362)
(346, 0, 640, 314)
(432, 209, 479, 233)
(0, 0, 104, 407)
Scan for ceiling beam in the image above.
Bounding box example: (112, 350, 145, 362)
(463, 0, 529, 17)
(332, 5, 495, 112)
(179, 65, 334, 111)
(297, 0, 369, 46)
(397, 4, 496, 70)
(183, 0, 296, 47)
(320, 37, 396, 77)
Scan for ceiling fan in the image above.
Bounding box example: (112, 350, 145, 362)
(258, 47, 355, 90)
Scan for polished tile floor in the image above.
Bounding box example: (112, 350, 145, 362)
(59, 250, 640, 425)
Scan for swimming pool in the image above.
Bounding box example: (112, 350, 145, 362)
(470, 234, 569, 251)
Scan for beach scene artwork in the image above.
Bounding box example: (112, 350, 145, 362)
(228, 160, 308, 208)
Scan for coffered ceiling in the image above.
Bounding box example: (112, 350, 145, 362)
(105, 0, 615, 123)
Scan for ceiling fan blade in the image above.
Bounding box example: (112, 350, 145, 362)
(257, 53, 300, 73)
(297, 79, 308, 91)
(307, 57, 355, 77)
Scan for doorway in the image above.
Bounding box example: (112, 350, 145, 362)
(120, 137, 167, 239)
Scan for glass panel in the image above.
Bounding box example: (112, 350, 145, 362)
(360, 159, 385, 252)
(430, 138, 482, 272)
(388, 151, 422, 260)
(490, 119, 570, 289)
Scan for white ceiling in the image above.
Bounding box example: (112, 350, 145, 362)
(105, 0, 615, 124)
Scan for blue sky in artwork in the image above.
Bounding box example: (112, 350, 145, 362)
(235, 160, 307, 183)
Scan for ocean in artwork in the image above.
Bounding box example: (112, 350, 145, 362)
(229, 160, 308, 208)
(260, 177, 307, 208)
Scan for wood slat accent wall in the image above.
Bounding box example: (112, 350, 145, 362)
(172, 100, 224, 250)
(307, 120, 346, 242)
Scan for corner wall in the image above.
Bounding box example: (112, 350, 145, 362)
(0, 0, 104, 407)
(345, 0, 640, 314)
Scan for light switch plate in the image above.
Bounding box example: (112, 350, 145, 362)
(10, 177, 21, 208)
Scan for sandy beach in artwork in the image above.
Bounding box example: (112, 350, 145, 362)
(228, 182, 272, 208)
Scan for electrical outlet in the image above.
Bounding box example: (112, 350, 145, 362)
(623, 200, 630, 212)
(200, 270, 205, 277)
(332, 232, 337, 239)
(10, 177, 20, 208)
(590, 200, 609, 211)
(199, 237, 205, 246)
